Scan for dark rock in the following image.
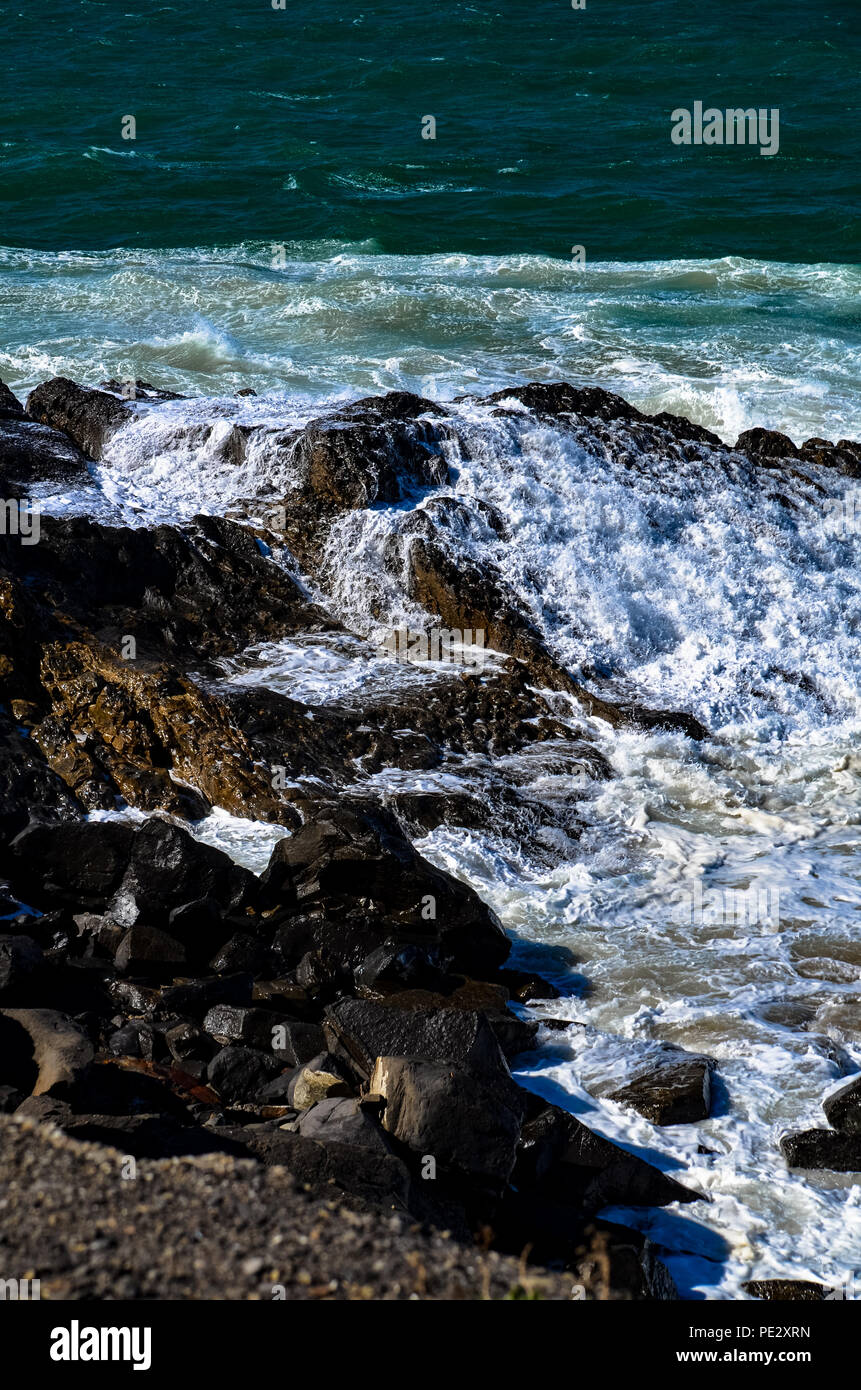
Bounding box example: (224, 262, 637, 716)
(0, 378, 24, 421)
(607, 1056, 714, 1126)
(498, 968, 560, 1002)
(0, 934, 43, 997)
(163, 1021, 217, 1068)
(323, 998, 511, 1085)
(154, 972, 253, 1021)
(513, 1095, 699, 1214)
(206, 1045, 281, 1103)
(26, 377, 132, 459)
(735, 428, 801, 463)
(108, 1021, 155, 1061)
(780, 1129, 861, 1172)
(202, 1004, 321, 1065)
(370, 1054, 525, 1186)
(743, 1280, 828, 1301)
(823, 1075, 861, 1134)
(485, 381, 643, 426)
(209, 932, 270, 977)
(73, 913, 125, 959)
(114, 925, 186, 976)
(7, 820, 135, 912)
(259, 800, 509, 978)
(295, 1096, 391, 1152)
(109, 818, 257, 931)
(0, 417, 94, 492)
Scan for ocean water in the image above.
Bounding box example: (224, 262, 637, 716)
(4, 0, 861, 1301)
(1, 0, 858, 259)
(68, 390, 861, 1298)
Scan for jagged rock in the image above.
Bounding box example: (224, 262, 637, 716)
(209, 932, 271, 977)
(0, 418, 93, 493)
(822, 1075, 861, 1134)
(0, 1008, 93, 1098)
(799, 437, 861, 476)
(108, 818, 258, 932)
(370, 1054, 525, 1186)
(295, 1096, 391, 1152)
(0, 378, 24, 421)
(7, 820, 136, 911)
(259, 799, 509, 978)
(607, 1055, 714, 1126)
(114, 925, 187, 976)
(33, 641, 291, 822)
(206, 1045, 281, 1103)
(0, 709, 83, 842)
(323, 998, 511, 1084)
(287, 1054, 353, 1110)
(108, 1020, 155, 1061)
(780, 1129, 861, 1172)
(513, 1094, 699, 1214)
(26, 377, 132, 458)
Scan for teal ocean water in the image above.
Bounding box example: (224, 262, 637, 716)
(1, 0, 858, 259)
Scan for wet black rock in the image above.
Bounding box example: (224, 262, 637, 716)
(607, 1055, 714, 1126)
(108, 818, 257, 934)
(743, 1279, 829, 1301)
(114, 925, 187, 977)
(206, 1044, 281, 1103)
(0, 418, 94, 494)
(513, 1094, 700, 1214)
(822, 1075, 861, 1134)
(7, 820, 136, 912)
(259, 799, 510, 979)
(780, 1129, 861, 1172)
(0, 378, 24, 421)
(26, 377, 132, 459)
(370, 1053, 526, 1186)
(323, 998, 512, 1085)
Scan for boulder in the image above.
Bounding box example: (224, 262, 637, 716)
(259, 800, 509, 978)
(206, 1045, 281, 1103)
(26, 377, 132, 459)
(822, 1075, 861, 1134)
(743, 1280, 829, 1301)
(7, 820, 136, 911)
(780, 1129, 861, 1172)
(607, 1055, 714, 1126)
(114, 925, 187, 976)
(295, 1096, 391, 1152)
(513, 1095, 700, 1214)
(0, 418, 94, 493)
(108, 818, 257, 931)
(370, 1054, 525, 1185)
(323, 998, 511, 1084)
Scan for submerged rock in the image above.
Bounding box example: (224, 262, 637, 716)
(780, 1129, 861, 1173)
(607, 1055, 714, 1126)
(822, 1075, 861, 1134)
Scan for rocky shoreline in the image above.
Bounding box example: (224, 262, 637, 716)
(1, 373, 859, 1299)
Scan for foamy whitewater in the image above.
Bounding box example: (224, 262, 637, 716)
(9, 245, 861, 1297)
